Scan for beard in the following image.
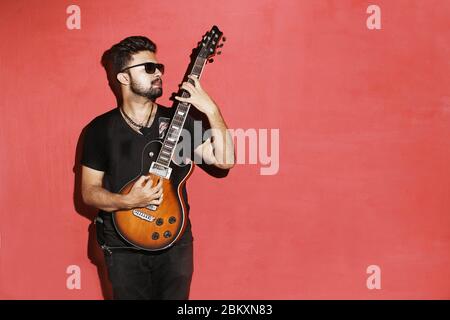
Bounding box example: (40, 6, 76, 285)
(130, 78, 163, 101)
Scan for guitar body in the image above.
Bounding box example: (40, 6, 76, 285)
(112, 140, 194, 251)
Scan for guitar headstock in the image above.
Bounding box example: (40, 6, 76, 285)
(198, 25, 226, 63)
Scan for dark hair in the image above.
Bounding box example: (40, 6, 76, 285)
(101, 36, 157, 101)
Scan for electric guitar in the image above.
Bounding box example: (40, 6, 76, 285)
(112, 26, 224, 251)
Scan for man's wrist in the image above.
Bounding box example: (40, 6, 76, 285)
(115, 193, 132, 210)
(205, 104, 221, 118)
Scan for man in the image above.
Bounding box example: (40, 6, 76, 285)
(81, 36, 235, 299)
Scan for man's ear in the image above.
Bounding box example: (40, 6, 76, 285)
(116, 72, 129, 85)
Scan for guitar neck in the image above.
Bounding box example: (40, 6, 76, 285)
(155, 56, 207, 168)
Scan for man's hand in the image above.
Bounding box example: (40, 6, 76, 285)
(174, 75, 219, 116)
(174, 75, 235, 169)
(124, 175, 164, 209)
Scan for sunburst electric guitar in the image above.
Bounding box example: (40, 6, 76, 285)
(112, 26, 224, 251)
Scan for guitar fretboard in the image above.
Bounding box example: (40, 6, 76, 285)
(155, 57, 207, 167)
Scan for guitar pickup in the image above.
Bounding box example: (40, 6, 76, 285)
(149, 162, 172, 179)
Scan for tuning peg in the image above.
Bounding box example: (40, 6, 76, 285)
(218, 43, 224, 48)
(217, 51, 222, 55)
(222, 36, 227, 42)
(208, 58, 214, 63)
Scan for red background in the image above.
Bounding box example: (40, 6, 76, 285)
(0, 0, 449, 299)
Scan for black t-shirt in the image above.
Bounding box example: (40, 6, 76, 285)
(81, 105, 205, 247)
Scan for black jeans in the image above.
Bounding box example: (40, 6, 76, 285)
(104, 241, 194, 300)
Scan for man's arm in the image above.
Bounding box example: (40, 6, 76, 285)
(81, 165, 163, 212)
(175, 75, 235, 169)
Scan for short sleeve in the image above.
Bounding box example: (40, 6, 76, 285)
(81, 119, 108, 171)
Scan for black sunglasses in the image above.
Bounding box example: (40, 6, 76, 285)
(120, 62, 165, 74)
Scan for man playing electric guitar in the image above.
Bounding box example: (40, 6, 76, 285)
(81, 34, 234, 300)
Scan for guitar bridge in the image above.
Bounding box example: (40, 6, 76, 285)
(149, 162, 172, 179)
(132, 209, 156, 222)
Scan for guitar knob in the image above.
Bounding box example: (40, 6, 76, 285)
(156, 218, 164, 226)
(152, 232, 160, 240)
(169, 216, 176, 224)
(163, 231, 172, 238)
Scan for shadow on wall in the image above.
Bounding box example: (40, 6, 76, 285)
(72, 126, 113, 300)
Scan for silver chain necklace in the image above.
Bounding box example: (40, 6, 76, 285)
(120, 104, 154, 134)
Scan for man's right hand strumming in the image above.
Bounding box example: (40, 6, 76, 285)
(123, 175, 164, 209)
(81, 166, 164, 212)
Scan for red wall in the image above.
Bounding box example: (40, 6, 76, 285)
(0, 0, 449, 299)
